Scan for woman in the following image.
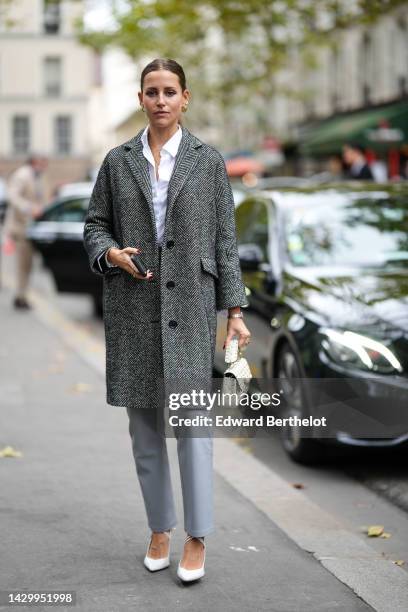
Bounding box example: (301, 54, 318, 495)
(83, 58, 251, 582)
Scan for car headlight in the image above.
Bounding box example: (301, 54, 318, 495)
(320, 328, 402, 374)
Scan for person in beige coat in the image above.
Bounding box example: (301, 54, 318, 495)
(3, 155, 48, 309)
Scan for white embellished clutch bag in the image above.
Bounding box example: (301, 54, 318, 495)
(222, 337, 252, 397)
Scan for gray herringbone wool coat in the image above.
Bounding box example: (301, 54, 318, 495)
(83, 124, 249, 409)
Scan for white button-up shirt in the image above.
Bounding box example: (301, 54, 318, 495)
(141, 123, 182, 245)
(102, 123, 182, 269)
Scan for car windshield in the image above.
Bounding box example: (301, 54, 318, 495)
(284, 192, 408, 268)
(41, 197, 90, 222)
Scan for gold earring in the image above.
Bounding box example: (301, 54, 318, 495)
(140, 104, 145, 112)
(182, 104, 188, 113)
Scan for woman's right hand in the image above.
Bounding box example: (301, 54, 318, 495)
(107, 247, 154, 281)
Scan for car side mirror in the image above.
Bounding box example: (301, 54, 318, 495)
(238, 243, 264, 271)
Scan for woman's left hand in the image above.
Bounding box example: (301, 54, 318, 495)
(223, 318, 251, 352)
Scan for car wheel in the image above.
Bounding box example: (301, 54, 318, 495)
(276, 343, 323, 464)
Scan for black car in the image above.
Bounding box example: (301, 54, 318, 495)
(26, 185, 104, 316)
(214, 183, 408, 463)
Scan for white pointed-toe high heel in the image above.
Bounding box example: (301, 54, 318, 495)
(144, 528, 173, 572)
(177, 534, 206, 582)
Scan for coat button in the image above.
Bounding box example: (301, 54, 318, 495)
(166, 281, 175, 289)
(166, 240, 174, 248)
(169, 320, 178, 328)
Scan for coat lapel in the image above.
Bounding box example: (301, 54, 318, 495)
(166, 125, 201, 212)
(123, 125, 202, 243)
(124, 132, 154, 234)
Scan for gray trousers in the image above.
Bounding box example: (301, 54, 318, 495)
(126, 405, 214, 537)
(125, 244, 214, 538)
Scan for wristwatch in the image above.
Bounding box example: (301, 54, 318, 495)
(228, 312, 244, 319)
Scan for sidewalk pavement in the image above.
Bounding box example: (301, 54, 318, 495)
(0, 285, 379, 611)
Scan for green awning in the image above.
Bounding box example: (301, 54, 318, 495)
(299, 101, 408, 156)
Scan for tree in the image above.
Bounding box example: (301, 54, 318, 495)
(0, 0, 15, 27)
(75, 0, 407, 135)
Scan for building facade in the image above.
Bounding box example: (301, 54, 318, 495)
(267, 4, 408, 176)
(0, 0, 96, 199)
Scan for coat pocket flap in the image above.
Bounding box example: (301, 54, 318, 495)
(200, 256, 219, 279)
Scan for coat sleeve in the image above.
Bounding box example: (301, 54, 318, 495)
(213, 152, 249, 311)
(83, 152, 121, 276)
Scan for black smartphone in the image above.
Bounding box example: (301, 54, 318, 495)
(130, 253, 148, 276)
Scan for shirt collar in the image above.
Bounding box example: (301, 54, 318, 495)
(141, 124, 182, 158)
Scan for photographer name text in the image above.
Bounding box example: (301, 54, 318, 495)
(167, 415, 327, 427)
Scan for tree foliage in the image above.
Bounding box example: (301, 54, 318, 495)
(76, 0, 407, 120)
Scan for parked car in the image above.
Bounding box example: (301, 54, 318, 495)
(26, 187, 104, 316)
(213, 183, 408, 463)
(231, 184, 251, 207)
(56, 181, 95, 199)
(255, 176, 315, 190)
